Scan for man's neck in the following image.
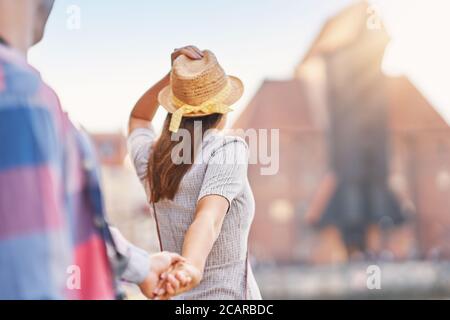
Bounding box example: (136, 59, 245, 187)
(0, 29, 31, 56)
(0, 3, 35, 56)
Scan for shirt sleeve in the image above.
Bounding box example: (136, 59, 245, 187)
(127, 126, 157, 181)
(198, 138, 249, 207)
(109, 226, 150, 284)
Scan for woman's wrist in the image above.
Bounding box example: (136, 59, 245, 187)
(182, 256, 204, 280)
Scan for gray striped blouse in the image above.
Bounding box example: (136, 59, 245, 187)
(127, 127, 262, 300)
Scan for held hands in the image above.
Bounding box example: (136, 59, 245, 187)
(137, 251, 202, 300)
(153, 260, 203, 300)
(138, 251, 185, 299)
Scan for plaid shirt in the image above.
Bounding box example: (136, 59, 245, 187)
(0, 44, 117, 299)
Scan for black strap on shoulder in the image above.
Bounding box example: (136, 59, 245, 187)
(152, 202, 164, 252)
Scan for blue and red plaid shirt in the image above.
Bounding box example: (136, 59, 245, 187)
(0, 43, 118, 299)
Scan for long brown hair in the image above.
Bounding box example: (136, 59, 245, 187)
(147, 113, 223, 203)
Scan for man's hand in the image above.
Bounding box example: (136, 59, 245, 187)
(171, 45, 204, 65)
(138, 252, 185, 299)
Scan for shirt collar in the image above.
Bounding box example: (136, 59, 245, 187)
(0, 41, 40, 75)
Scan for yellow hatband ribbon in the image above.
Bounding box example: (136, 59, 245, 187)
(169, 81, 233, 133)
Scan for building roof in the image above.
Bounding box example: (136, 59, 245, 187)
(237, 0, 447, 135)
(233, 79, 325, 132)
(387, 77, 450, 132)
(90, 133, 127, 166)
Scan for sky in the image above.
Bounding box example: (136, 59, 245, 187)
(28, 0, 450, 133)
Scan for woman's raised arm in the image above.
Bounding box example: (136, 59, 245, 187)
(128, 73, 169, 134)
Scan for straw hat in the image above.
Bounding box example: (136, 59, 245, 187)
(158, 50, 244, 133)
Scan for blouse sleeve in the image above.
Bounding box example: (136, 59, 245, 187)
(127, 126, 157, 181)
(198, 137, 249, 207)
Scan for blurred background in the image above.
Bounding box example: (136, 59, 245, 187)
(29, 0, 450, 299)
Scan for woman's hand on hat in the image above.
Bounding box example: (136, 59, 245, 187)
(171, 45, 204, 65)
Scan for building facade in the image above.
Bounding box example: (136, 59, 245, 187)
(235, 2, 450, 265)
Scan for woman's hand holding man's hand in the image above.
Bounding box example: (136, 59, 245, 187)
(138, 251, 185, 299)
(153, 260, 203, 300)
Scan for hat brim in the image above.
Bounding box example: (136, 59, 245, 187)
(158, 76, 244, 118)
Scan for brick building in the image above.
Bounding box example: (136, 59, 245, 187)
(235, 2, 450, 264)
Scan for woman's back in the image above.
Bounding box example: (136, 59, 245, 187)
(128, 127, 261, 299)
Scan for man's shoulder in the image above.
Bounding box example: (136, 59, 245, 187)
(0, 57, 60, 115)
(0, 59, 42, 96)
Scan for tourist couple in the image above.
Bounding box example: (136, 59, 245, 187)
(0, 0, 261, 300)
